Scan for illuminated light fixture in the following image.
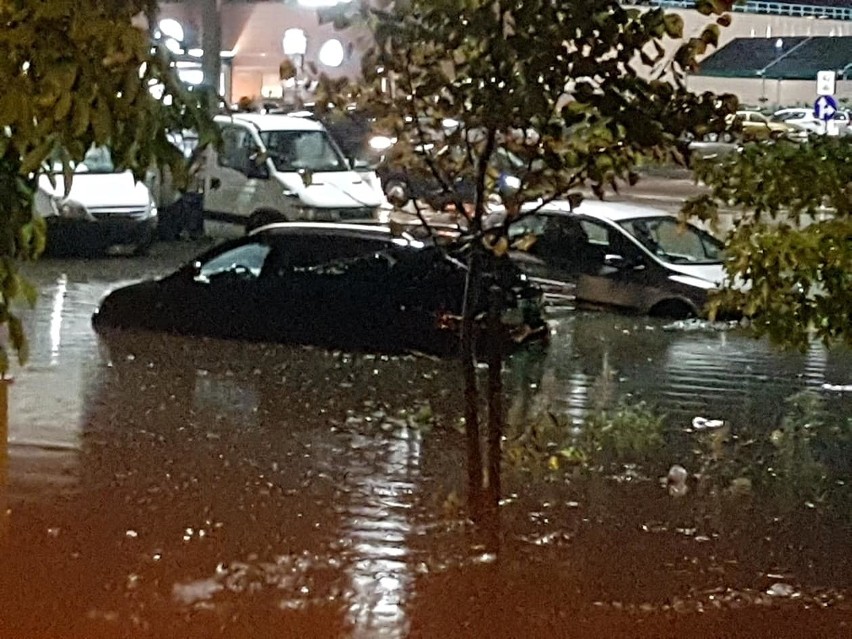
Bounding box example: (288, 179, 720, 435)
(178, 69, 204, 86)
(158, 18, 184, 42)
(318, 38, 345, 68)
(368, 135, 395, 151)
(283, 28, 307, 56)
(187, 48, 204, 58)
(163, 37, 183, 54)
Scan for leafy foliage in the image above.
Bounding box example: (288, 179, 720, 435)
(0, 0, 217, 371)
(319, 0, 737, 228)
(503, 401, 666, 473)
(314, 1, 736, 520)
(684, 137, 851, 349)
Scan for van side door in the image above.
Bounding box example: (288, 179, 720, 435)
(204, 123, 258, 225)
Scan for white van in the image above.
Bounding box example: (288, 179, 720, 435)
(34, 146, 158, 256)
(203, 113, 390, 233)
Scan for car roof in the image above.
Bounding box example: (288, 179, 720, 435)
(538, 199, 676, 223)
(250, 222, 396, 241)
(214, 113, 325, 132)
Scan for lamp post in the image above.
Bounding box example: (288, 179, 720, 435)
(201, 0, 222, 105)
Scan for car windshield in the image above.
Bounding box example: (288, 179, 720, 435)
(618, 216, 725, 265)
(259, 130, 348, 172)
(51, 146, 116, 174)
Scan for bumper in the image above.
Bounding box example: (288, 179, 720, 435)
(45, 216, 157, 254)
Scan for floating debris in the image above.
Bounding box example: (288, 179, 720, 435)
(822, 383, 852, 392)
(691, 416, 725, 431)
(666, 464, 689, 497)
(767, 583, 798, 598)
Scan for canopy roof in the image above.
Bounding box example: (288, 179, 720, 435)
(695, 36, 852, 80)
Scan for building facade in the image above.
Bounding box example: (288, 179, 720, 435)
(157, 1, 851, 109)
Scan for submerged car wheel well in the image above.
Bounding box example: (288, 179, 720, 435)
(649, 298, 697, 320)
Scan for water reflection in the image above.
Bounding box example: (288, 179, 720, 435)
(0, 251, 849, 637)
(48, 274, 67, 365)
(342, 426, 419, 638)
(506, 311, 850, 431)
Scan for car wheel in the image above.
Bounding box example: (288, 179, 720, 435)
(650, 299, 696, 320)
(132, 228, 155, 257)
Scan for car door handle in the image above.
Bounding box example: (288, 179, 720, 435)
(210, 178, 221, 190)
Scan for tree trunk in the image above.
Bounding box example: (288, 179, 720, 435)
(462, 247, 483, 522)
(483, 280, 504, 551)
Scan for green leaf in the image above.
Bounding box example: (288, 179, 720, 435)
(663, 14, 684, 39)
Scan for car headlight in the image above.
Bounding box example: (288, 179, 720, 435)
(57, 200, 94, 221)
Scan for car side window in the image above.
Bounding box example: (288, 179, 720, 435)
(508, 215, 547, 242)
(260, 237, 392, 279)
(530, 217, 589, 262)
(578, 219, 641, 267)
(579, 219, 608, 245)
(196, 241, 272, 283)
(218, 125, 258, 172)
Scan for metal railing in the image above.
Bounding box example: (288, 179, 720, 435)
(637, 1, 852, 21)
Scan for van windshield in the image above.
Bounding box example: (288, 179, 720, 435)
(259, 130, 348, 172)
(51, 146, 117, 174)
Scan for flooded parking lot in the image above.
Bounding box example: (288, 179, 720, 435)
(1, 239, 849, 638)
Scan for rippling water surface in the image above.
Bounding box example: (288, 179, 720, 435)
(0, 241, 849, 638)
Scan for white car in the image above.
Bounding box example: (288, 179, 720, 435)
(494, 200, 730, 318)
(34, 147, 158, 256)
(774, 107, 851, 137)
(202, 113, 390, 234)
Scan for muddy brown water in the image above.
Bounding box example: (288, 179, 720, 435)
(0, 240, 849, 638)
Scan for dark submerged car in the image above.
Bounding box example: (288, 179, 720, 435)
(92, 223, 545, 355)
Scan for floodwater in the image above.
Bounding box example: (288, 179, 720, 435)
(0, 240, 849, 638)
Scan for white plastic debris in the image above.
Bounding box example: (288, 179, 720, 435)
(666, 464, 689, 497)
(691, 416, 725, 431)
(766, 583, 797, 598)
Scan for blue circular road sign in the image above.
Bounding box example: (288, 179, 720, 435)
(813, 95, 839, 122)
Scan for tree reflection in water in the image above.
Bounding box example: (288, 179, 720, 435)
(0, 313, 849, 637)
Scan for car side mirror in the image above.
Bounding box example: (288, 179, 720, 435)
(604, 253, 644, 271)
(603, 253, 626, 268)
(350, 157, 373, 170)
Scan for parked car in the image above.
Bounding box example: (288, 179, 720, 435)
(92, 223, 546, 355)
(733, 110, 802, 142)
(34, 146, 158, 256)
(202, 113, 390, 233)
(773, 108, 823, 135)
(773, 107, 851, 137)
(378, 145, 528, 209)
(686, 131, 741, 161)
(497, 201, 728, 319)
